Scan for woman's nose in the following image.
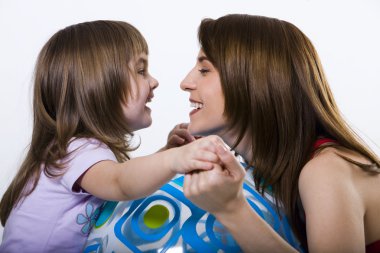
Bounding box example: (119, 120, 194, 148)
(180, 70, 196, 91)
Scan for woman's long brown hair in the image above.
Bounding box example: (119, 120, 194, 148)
(0, 20, 148, 226)
(199, 14, 380, 249)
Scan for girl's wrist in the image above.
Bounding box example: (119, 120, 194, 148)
(162, 147, 178, 174)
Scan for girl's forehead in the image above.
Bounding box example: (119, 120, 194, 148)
(129, 52, 148, 66)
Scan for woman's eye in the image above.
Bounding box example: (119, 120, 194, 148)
(198, 68, 210, 75)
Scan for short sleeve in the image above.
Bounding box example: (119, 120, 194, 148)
(60, 138, 117, 193)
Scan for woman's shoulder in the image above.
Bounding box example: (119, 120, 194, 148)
(300, 146, 376, 183)
(299, 146, 380, 212)
(299, 148, 380, 247)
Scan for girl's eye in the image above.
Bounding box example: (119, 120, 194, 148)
(198, 68, 210, 75)
(138, 69, 146, 76)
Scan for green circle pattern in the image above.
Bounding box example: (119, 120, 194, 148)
(143, 204, 169, 229)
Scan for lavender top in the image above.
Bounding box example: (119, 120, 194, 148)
(0, 138, 117, 253)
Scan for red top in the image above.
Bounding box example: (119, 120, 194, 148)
(367, 240, 380, 253)
(314, 138, 380, 253)
(313, 137, 338, 150)
(311, 137, 338, 159)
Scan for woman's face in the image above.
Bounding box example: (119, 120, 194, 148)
(122, 53, 158, 131)
(180, 50, 228, 137)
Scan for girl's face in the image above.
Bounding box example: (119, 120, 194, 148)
(122, 53, 158, 131)
(180, 50, 228, 137)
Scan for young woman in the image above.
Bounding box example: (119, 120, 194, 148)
(181, 14, 380, 253)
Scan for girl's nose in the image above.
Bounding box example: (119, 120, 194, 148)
(149, 76, 159, 90)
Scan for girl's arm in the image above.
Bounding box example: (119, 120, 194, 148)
(79, 135, 222, 201)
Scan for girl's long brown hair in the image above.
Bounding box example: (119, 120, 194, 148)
(199, 14, 380, 249)
(0, 20, 148, 226)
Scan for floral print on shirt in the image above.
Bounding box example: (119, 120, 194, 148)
(77, 203, 101, 234)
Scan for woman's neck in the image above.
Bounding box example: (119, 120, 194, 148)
(222, 132, 252, 164)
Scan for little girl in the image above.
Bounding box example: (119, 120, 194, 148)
(0, 20, 220, 252)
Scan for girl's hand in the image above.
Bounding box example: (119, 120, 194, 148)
(170, 135, 224, 174)
(183, 144, 246, 216)
(160, 123, 195, 151)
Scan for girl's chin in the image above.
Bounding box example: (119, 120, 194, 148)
(130, 117, 152, 131)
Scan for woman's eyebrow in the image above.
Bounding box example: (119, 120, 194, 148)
(197, 56, 209, 63)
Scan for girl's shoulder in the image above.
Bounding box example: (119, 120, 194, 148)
(64, 137, 114, 164)
(68, 137, 107, 152)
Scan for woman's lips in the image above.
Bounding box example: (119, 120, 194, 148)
(189, 99, 203, 116)
(190, 108, 201, 116)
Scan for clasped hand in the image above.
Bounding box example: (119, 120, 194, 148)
(165, 124, 247, 217)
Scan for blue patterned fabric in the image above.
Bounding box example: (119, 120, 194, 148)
(84, 166, 303, 253)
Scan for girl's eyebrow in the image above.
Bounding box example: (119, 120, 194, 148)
(136, 57, 148, 67)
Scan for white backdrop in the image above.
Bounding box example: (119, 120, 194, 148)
(1, 0, 379, 240)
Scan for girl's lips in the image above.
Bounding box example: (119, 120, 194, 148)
(146, 93, 154, 103)
(146, 97, 153, 103)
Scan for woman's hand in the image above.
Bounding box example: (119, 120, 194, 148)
(183, 145, 299, 253)
(183, 144, 246, 215)
(160, 123, 195, 151)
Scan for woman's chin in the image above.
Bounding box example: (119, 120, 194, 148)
(188, 124, 202, 136)
(188, 127, 210, 138)
(189, 123, 227, 138)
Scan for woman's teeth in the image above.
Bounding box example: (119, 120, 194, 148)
(191, 102, 203, 109)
